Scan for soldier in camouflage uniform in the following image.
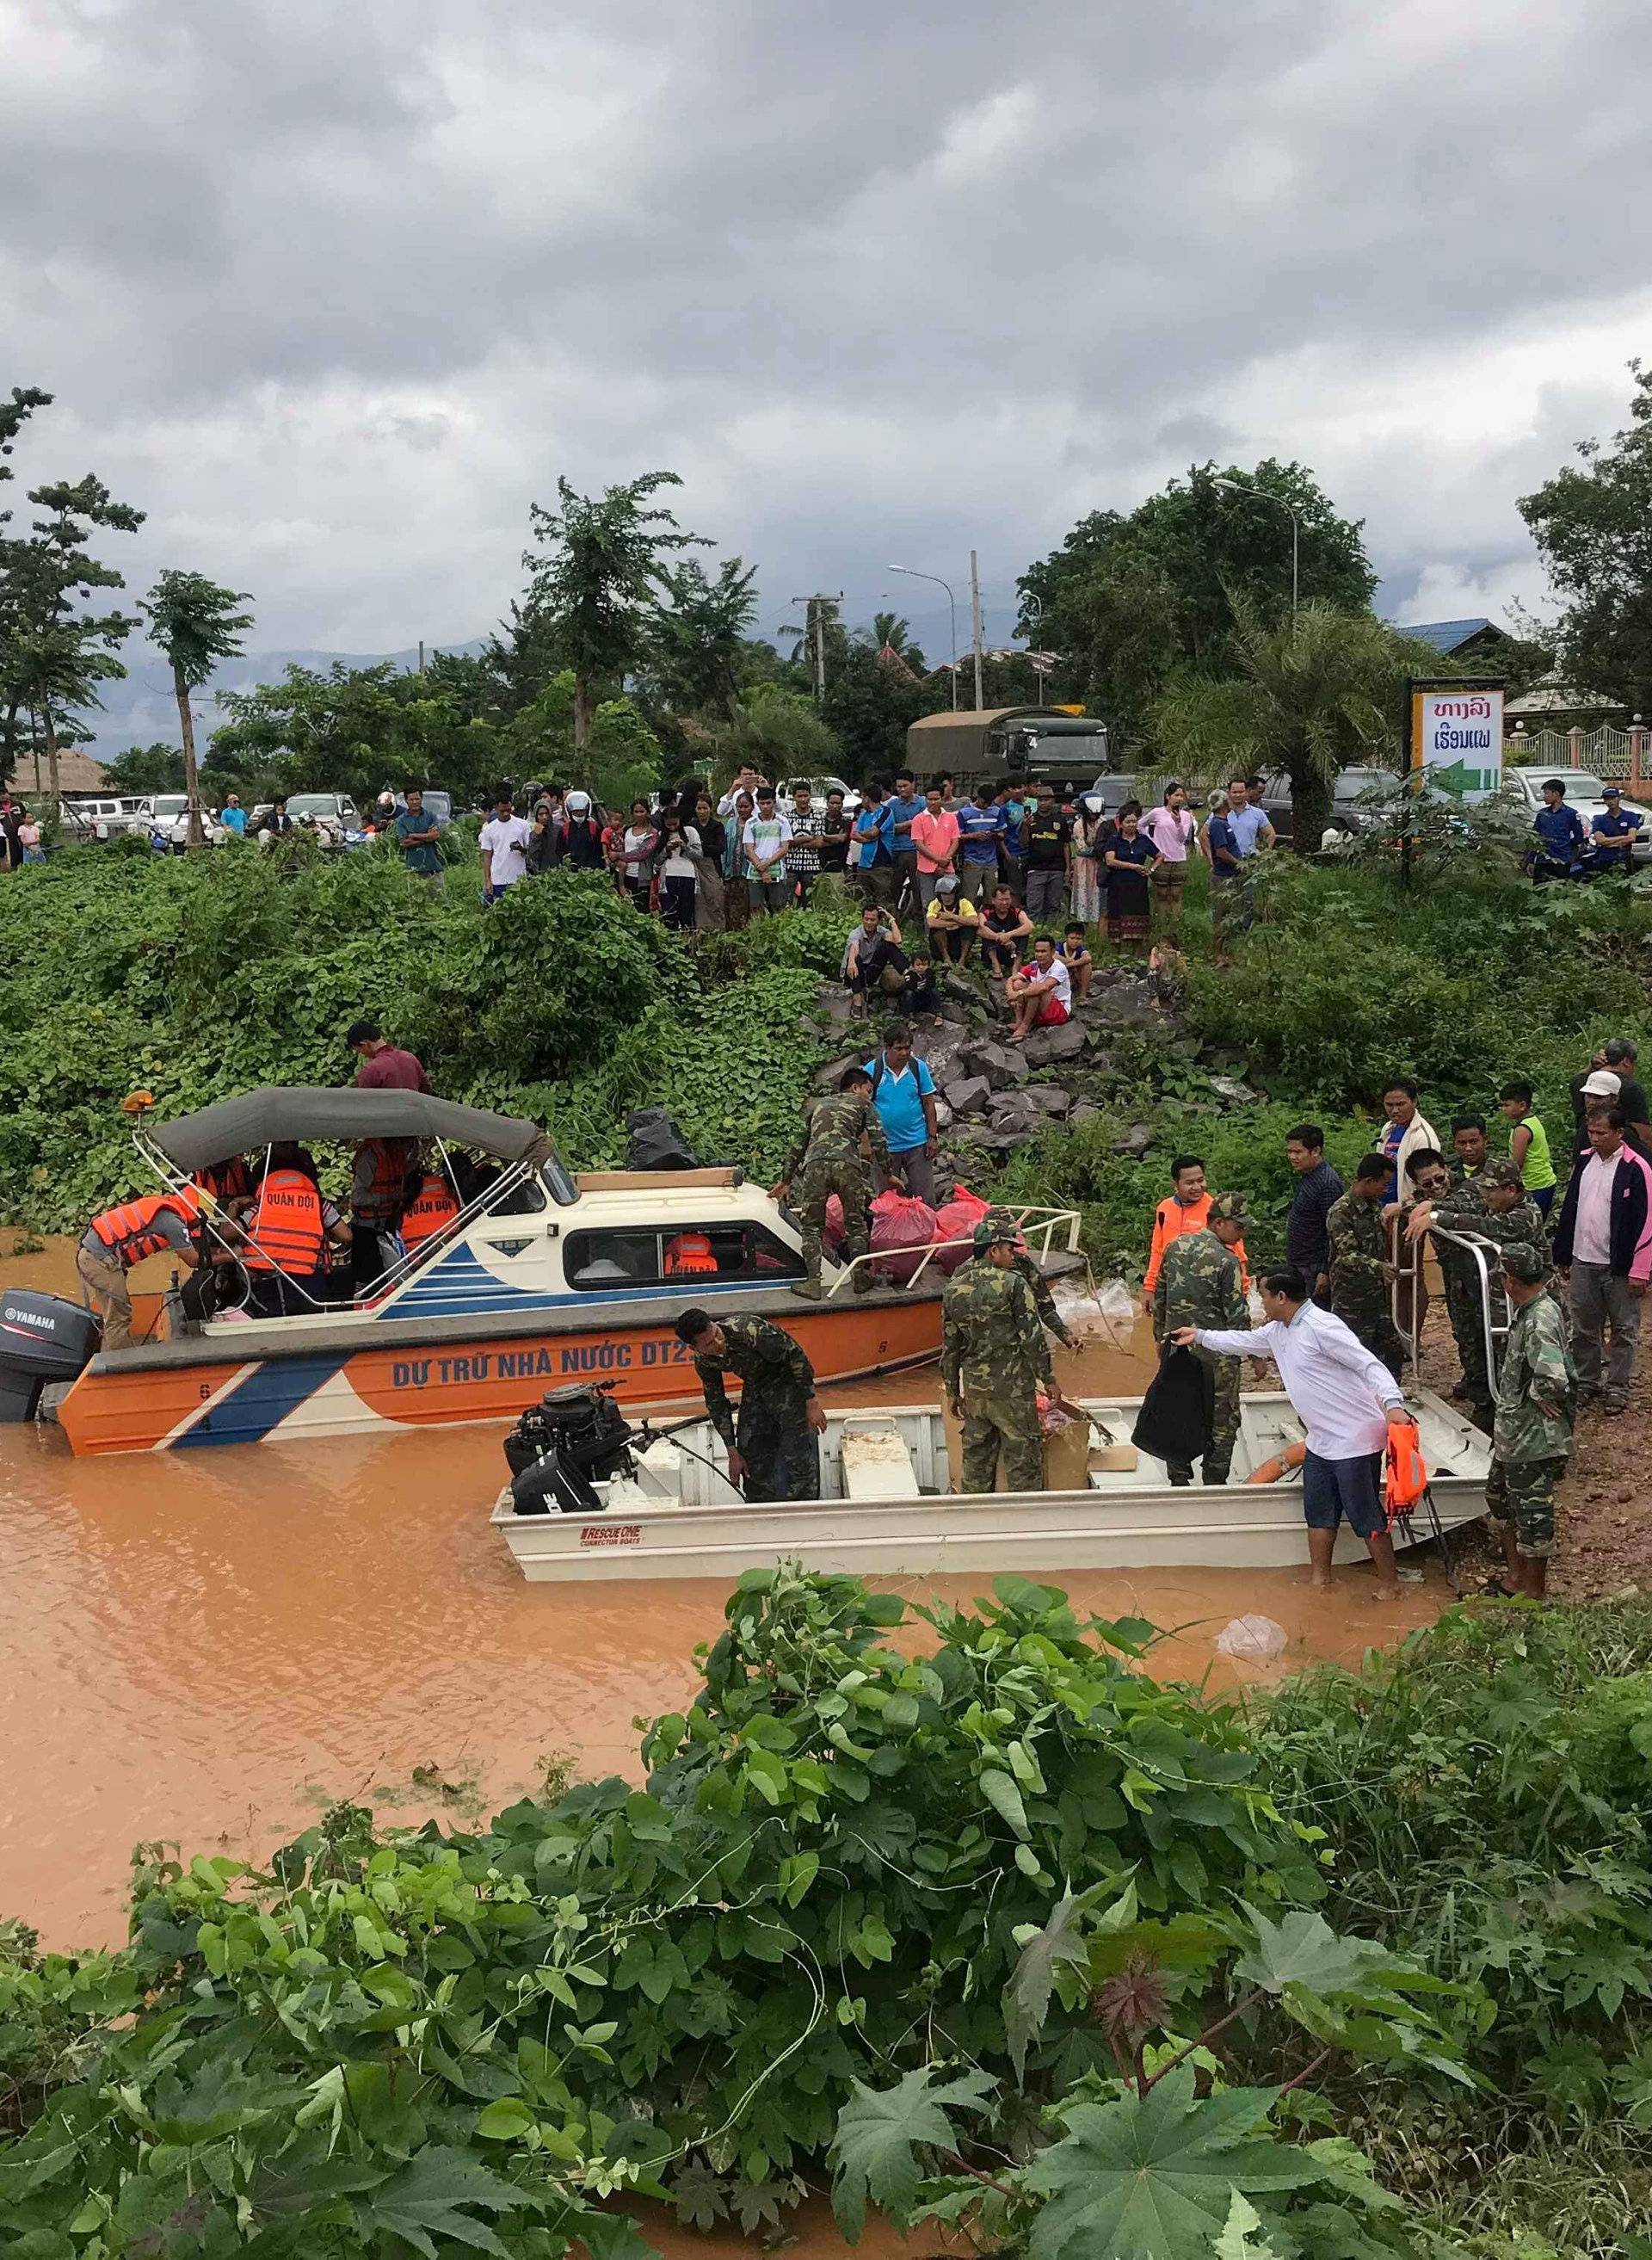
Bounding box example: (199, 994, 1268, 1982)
(973, 1206, 1075, 1349)
(675, 1307, 825, 1501)
(774, 1067, 889, 1298)
(1151, 1192, 1249, 1485)
(1326, 1153, 1406, 1380)
(1486, 1240, 1575, 1599)
(1408, 1157, 1551, 1431)
(941, 1218, 1053, 1493)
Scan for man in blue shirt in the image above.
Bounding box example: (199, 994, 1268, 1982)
(219, 793, 248, 837)
(864, 1022, 939, 1206)
(850, 780, 897, 908)
(1590, 784, 1643, 874)
(887, 770, 927, 917)
(1223, 775, 1274, 861)
(1532, 777, 1587, 880)
(996, 786, 1029, 893)
(956, 787, 1006, 887)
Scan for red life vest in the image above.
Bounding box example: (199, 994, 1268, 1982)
(664, 1231, 718, 1276)
(242, 1170, 326, 1277)
(89, 1191, 200, 1269)
(401, 1173, 459, 1248)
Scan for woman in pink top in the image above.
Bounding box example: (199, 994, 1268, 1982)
(909, 785, 961, 911)
(1139, 783, 1197, 937)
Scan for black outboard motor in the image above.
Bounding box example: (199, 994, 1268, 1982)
(505, 1384, 638, 1516)
(0, 1293, 102, 1421)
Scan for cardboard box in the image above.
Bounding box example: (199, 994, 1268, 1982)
(942, 1399, 1095, 1493)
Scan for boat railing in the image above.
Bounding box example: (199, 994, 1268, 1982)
(135, 1129, 551, 1319)
(1391, 1221, 1512, 1392)
(823, 1203, 1082, 1299)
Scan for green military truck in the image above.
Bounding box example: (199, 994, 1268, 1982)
(905, 706, 1111, 793)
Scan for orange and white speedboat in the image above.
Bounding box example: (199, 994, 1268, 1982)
(3, 1087, 1082, 1458)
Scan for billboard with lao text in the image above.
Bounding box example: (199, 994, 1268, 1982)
(1410, 688, 1504, 801)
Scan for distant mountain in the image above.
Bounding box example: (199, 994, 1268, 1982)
(81, 639, 487, 760)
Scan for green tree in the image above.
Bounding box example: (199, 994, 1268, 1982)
(140, 571, 254, 848)
(1020, 460, 1376, 743)
(705, 682, 841, 787)
(523, 472, 706, 751)
(0, 385, 52, 786)
(649, 556, 760, 715)
(586, 695, 663, 811)
(823, 635, 933, 777)
(102, 741, 186, 794)
(2, 452, 145, 800)
(1153, 602, 1425, 847)
(1519, 360, 1652, 713)
(208, 661, 499, 807)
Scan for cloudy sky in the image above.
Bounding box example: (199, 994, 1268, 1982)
(5, 0, 1649, 676)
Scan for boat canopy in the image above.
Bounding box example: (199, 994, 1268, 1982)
(148, 1086, 569, 1184)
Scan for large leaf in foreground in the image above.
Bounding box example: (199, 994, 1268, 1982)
(828, 2065, 996, 2243)
(1021, 2070, 1328, 2260)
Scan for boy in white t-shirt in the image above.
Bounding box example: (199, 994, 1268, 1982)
(1007, 934, 1072, 1041)
(478, 793, 533, 899)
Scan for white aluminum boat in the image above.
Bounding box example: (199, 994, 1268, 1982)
(491, 1386, 1489, 1582)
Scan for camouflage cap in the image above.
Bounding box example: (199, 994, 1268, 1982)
(973, 1216, 1020, 1250)
(1478, 1157, 1524, 1192)
(1207, 1192, 1248, 1223)
(984, 1205, 1026, 1235)
(1501, 1242, 1547, 1282)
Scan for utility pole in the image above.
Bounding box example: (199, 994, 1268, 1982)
(417, 639, 425, 674)
(788, 593, 843, 706)
(969, 550, 985, 712)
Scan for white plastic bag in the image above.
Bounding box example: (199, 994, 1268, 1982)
(1246, 1286, 1267, 1324)
(1051, 1278, 1135, 1343)
(1214, 1614, 1287, 1663)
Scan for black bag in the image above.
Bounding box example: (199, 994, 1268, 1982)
(626, 1108, 700, 1171)
(1131, 1343, 1215, 1466)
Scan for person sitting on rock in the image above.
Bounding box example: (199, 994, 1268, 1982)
(1058, 920, 1094, 1001)
(924, 875, 978, 967)
(1007, 935, 1073, 1042)
(980, 885, 1033, 985)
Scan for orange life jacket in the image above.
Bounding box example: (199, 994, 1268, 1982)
(1384, 1423, 1428, 1515)
(197, 1156, 251, 1206)
(89, 1191, 200, 1268)
(401, 1173, 459, 1248)
(241, 1170, 326, 1277)
(663, 1231, 718, 1277)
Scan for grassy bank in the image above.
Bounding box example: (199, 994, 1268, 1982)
(2, 1582, 1649, 2257)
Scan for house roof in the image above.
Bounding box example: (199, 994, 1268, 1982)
(1505, 676, 1626, 719)
(1396, 617, 1506, 654)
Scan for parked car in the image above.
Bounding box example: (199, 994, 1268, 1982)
(1502, 769, 1652, 861)
(58, 794, 151, 842)
(781, 775, 862, 817)
(1076, 766, 1399, 851)
(243, 790, 361, 847)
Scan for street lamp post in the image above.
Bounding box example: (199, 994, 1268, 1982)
(886, 565, 958, 709)
(1214, 476, 1299, 624)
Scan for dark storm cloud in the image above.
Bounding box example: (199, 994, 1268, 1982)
(3, 0, 1649, 661)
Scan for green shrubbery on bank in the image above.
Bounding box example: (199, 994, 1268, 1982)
(3, 838, 1649, 1273)
(2, 1579, 1649, 2257)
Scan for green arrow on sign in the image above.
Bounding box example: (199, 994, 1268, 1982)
(1430, 759, 1469, 793)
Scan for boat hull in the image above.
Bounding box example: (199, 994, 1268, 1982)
(493, 1479, 1488, 1582)
(491, 1390, 1491, 1582)
(55, 1294, 945, 1455)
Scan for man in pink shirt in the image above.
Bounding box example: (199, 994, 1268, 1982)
(1139, 782, 1198, 936)
(909, 784, 961, 911)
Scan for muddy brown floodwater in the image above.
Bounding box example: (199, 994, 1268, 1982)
(0, 1237, 1446, 1949)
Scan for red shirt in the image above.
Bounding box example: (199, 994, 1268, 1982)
(355, 1046, 429, 1092)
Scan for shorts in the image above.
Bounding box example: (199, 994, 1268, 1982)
(1301, 1448, 1386, 1538)
(1035, 997, 1069, 1028)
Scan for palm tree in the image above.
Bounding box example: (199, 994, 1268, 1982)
(141, 571, 254, 848)
(872, 610, 912, 654)
(1153, 600, 1423, 849)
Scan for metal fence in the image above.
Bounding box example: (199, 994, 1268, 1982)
(1507, 722, 1648, 785)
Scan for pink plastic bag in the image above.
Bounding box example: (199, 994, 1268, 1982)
(823, 1195, 846, 1248)
(931, 1188, 991, 1273)
(870, 1189, 938, 1285)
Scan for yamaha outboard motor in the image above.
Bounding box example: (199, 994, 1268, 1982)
(0, 1293, 102, 1422)
(505, 1384, 638, 1515)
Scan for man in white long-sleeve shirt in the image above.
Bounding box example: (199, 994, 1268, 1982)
(1171, 1264, 1415, 1599)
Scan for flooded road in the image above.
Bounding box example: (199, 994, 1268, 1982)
(0, 1239, 1446, 1948)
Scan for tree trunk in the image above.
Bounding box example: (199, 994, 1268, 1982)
(43, 702, 60, 803)
(573, 672, 594, 754)
(1289, 763, 1332, 857)
(176, 670, 206, 849)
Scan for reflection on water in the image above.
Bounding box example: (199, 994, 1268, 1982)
(0, 1239, 1444, 1948)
